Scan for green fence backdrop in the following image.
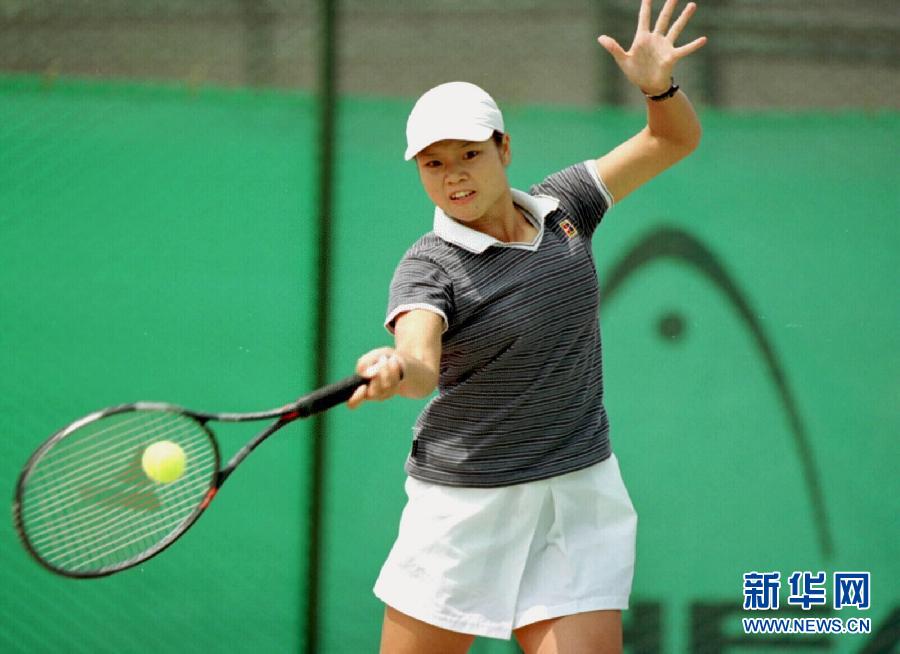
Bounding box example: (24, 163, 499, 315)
(0, 75, 897, 653)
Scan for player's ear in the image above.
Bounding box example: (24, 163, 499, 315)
(498, 132, 511, 166)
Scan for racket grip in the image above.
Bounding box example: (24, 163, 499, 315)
(299, 374, 366, 416)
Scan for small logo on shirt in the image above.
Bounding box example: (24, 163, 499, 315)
(560, 219, 578, 239)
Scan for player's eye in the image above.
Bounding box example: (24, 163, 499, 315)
(423, 159, 442, 168)
(463, 150, 481, 160)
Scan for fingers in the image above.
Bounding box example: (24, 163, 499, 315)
(668, 1, 698, 42)
(654, 0, 678, 34)
(597, 35, 627, 63)
(356, 348, 391, 377)
(364, 354, 403, 403)
(348, 348, 405, 409)
(637, 0, 653, 33)
(362, 353, 390, 378)
(674, 35, 707, 58)
(639, 0, 701, 43)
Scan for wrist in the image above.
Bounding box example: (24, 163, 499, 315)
(642, 77, 679, 101)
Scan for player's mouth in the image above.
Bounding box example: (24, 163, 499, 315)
(449, 190, 476, 205)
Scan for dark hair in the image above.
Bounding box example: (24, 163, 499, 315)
(491, 130, 504, 146)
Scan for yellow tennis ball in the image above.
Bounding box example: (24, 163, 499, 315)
(141, 440, 186, 484)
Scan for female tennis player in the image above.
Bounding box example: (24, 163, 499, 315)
(349, 1, 707, 652)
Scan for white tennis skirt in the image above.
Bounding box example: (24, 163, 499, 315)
(373, 453, 637, 640)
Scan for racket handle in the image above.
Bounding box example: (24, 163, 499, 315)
(298, 374, 366, 417)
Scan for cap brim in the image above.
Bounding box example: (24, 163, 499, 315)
(404, 125, 495, 161)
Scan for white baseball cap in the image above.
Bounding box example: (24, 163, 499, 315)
(404, 81, 504, 161)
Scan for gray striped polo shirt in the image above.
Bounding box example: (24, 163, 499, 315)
(385, 160, 614, 487)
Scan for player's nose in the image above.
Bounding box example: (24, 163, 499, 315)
(444, 162, 466, 183)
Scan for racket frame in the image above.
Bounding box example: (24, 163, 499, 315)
(12, 373, 364, 578)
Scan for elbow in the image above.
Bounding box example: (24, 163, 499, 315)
(669, 126, 702, 163)
(688, 122, 702, 151)
(649, 126, 701, 167)
(677, 123, 702, 156)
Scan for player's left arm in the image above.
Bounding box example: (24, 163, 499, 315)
(595, 0, 707, 203)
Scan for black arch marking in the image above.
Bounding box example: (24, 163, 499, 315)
(600, 225, 833, 559)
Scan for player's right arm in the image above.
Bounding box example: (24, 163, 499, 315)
(348, 309, 443, 409)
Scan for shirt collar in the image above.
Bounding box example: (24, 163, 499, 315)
(432, 189, 560, 254)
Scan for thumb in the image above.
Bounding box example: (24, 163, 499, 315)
(347, 384, 368, 410)
(597, 35, 627, 62)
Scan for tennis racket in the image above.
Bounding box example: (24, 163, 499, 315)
(13, 373, 367, 579)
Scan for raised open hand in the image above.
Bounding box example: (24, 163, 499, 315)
(598, 0, 707, 95)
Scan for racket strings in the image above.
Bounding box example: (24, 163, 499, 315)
(37, 411, 166, 473)
(28, 416, 205, 525)
(26, 413, 213, 572)
(38, 480, 209, 570)
(20, 409, 217, 574)
(27, 441, 212, 551)
(27, 412, 179, 511)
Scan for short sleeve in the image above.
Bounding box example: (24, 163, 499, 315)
(530, 161, 613, 239)
(385, 256, 454, 334)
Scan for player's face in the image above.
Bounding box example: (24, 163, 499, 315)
(414, 135, 512, 225)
